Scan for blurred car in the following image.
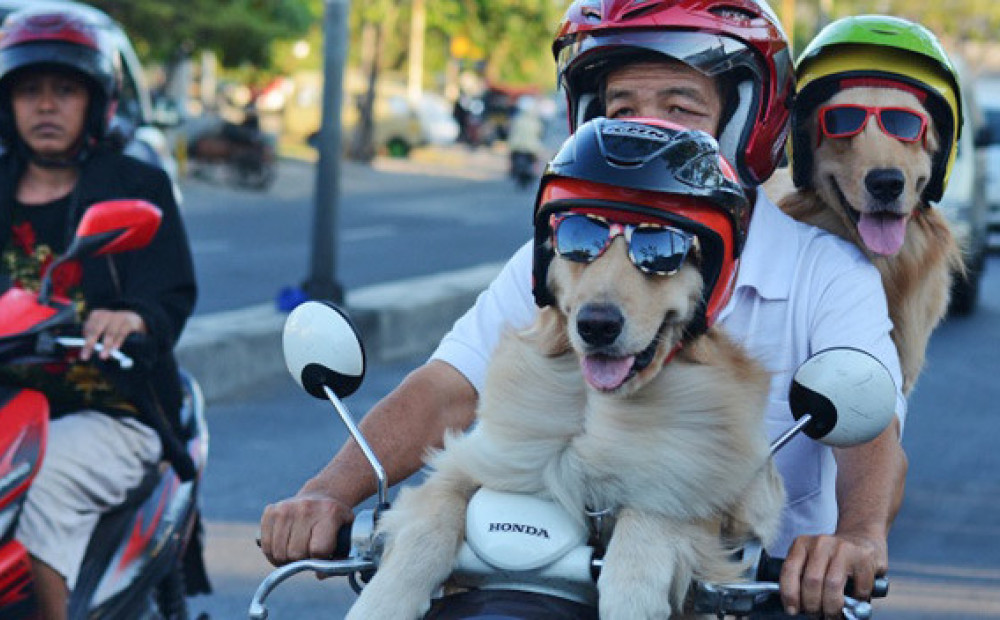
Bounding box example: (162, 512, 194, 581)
(343, 90, 458, 158)
(936, 59, 995, 316)
(0, 0, 182, 200)
(285, 70, 458, 159)
(975, 75, 1000, 234)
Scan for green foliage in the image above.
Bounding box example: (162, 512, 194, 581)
(91, 0, 570, 90)
(90, 0, 316, 66)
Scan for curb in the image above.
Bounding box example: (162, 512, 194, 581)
(176, 262, 503, 403)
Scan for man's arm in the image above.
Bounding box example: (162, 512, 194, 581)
(259, 359, 477, 566)
(780, 416, 907, 617)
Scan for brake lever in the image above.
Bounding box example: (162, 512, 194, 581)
(248, 557, 377, 619)
(53, 336, 134, 369)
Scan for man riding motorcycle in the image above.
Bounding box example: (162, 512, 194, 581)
(261, 2, 907, 617)
(0, 7, 197, 618)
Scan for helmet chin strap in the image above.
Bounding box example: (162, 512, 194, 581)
(17, 134, 90, 169)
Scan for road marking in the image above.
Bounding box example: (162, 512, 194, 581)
(342, 225, 396, 242)
(191, 239, 232, 254)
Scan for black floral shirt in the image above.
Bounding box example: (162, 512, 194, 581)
(0, 196, 133, 417)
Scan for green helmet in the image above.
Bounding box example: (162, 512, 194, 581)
(790, 15, 962, 203)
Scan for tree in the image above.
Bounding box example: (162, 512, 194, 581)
(91, 0, 316, 68)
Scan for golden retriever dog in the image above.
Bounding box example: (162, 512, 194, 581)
(769, 85, 964, 395)
(346, 232, 785, 619)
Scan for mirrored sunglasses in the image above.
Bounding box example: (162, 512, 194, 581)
(549, 212, 698, 276)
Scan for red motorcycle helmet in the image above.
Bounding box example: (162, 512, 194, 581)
(533, 117, 749, 337)
(0, 6, 121, 148)
(552, 0, 794, 187)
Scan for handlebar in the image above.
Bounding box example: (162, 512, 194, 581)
(53, 336, 135, 369)
(692, 553, 889, 619)
(756, 553, 889, 599)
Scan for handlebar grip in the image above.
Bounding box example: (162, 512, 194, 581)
(757, 554, 889, 598)
(333, 522, 353, 559)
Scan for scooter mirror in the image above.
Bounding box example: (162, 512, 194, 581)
(68, 199, 162, 261)
(788, 347, 896, 447)
(39, 200, 162, 305)
(283, 301, 366, 400)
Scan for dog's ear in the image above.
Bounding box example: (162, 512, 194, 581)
(525, 307, 571, 357)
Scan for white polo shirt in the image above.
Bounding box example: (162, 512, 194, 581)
(431, 192, 905, 557)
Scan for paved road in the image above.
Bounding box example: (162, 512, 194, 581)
(184, 253, 1000, 618)
(181, 148, 536, 315)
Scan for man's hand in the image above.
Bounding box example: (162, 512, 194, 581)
(259, 491, 355, 566)
(780, 529, 886, 618)
(80, 309, 146, 361)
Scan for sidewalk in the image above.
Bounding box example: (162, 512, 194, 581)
(177, 141, 513, 402)
(176, 260, 503, 403)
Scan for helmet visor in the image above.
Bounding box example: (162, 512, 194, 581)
(558, 30, 762, 90)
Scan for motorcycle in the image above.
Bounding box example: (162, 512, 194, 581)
(187, 117, 277, 191)
(509, 150, 538, 191)
(249, 301, 895, 619)
(0, 199, 210, 619)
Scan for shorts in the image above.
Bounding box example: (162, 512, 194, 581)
(15, 411, 161, 589)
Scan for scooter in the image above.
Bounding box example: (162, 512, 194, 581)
(188, 118, 277, 191)
(509, 150, 538, 190)
(249, 301, 895, 619)
(0, 199, 210, 619)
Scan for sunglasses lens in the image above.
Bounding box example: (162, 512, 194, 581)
(553, 214, 609, 263)
(879, 109, 925, 141)
(823, 106, 868, 136)
(629, 227, 692, 275)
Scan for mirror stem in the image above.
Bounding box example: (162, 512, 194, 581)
(323, 385, 388, 516)
(770, 413, 812, 455)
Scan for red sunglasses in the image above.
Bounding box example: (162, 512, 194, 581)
(817, 104, 928, 146)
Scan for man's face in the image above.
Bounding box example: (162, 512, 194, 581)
(12, 71, 90, 158)
(603, 60, 723, 136)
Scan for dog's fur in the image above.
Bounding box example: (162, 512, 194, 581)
(346, 236, 784, 619)
(767, 86, 964, 395)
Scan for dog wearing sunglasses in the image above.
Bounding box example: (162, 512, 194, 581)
(347, 121, 784, 620)
(768, 82, 963, 395)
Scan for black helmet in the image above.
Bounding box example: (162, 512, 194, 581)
(533, 117, 749, 337)
(0, 6, 121, 147)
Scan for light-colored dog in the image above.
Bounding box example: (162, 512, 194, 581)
(768, 86, 964, 395)
(346, 234, 784, 619)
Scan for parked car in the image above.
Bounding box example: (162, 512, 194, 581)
(937, 59, 995, 316)
(342, 90, 459, 158)
(0, 0, 182, 200)
(975, 75, 1000, 235)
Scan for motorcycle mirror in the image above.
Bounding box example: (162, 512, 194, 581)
(67, 199, 162, 261)
(282, 301, 366, 400)
(39, 200, 162, 305)
(787, 347, 896, 447)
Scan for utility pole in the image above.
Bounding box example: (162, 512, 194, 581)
(303, 0, 349, 303)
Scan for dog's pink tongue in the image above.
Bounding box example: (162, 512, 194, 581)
(858, 213, 907, 256)
(582, 354, 634, 391)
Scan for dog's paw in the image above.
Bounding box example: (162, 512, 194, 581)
(598, 569, 675, 619)
(345, 579, 430, 620)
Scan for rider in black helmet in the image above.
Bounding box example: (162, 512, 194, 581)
(0, 7, 198, 617)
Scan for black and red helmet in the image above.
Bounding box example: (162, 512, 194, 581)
(533, 117, 749, 336)
(0, 6, 121, 146)
(552, 0, 794, 187)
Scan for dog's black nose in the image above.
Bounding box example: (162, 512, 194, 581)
(865, 168, 905, 203)
(577, 304, 624, 347)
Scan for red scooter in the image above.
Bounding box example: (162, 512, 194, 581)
(0, 199, 209, 619)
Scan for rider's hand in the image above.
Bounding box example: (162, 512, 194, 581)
(779, 530, 886, 618)
(80, 309, 146, 361)
(259, 491, 355, 566)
